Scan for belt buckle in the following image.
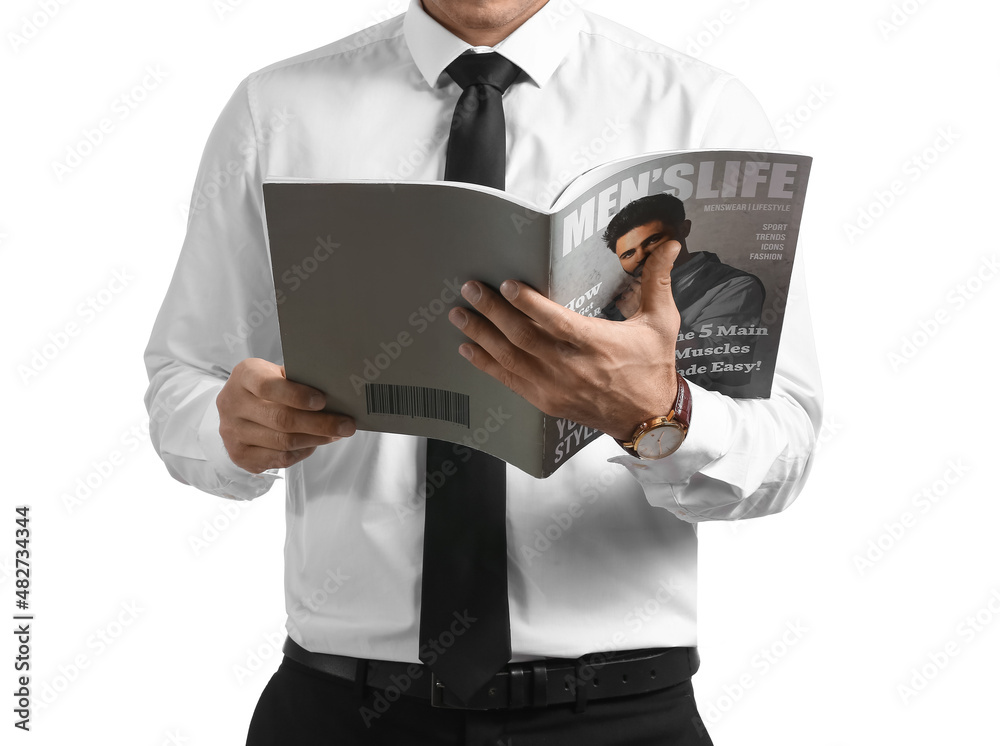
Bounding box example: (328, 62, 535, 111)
(430, 668, 528, 710)
(429, 672, 507, 709)
(429, 672, 452, 708)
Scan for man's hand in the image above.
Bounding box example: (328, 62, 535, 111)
(216, 358, 355, 474)
(451, 241, 683, 442)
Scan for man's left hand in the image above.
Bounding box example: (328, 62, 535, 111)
(450, 240, 683, 442)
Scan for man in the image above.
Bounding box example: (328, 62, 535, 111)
(143, 1, 823, 743)
(601, 193, 766, 393)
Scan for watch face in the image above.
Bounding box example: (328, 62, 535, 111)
(635, 425, 685, 459)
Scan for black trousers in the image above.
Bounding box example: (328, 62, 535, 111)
(246, 656, 715, 745)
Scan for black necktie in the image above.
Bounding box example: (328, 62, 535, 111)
(418, 52, 521, 704)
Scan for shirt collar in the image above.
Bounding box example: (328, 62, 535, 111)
(403, 0, 583, 89)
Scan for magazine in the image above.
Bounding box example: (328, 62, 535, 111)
(262, 148, 812, 478)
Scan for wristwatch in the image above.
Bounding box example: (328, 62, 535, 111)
(617, 373, 691, 460)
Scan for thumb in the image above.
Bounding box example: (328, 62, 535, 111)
(635, 240, 682, 323)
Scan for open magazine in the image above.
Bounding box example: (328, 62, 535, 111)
(262, 148, 812, 478)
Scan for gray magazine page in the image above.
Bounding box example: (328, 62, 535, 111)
(263, 181, 552, 477)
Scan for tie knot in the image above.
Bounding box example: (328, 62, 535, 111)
(445, 52, 521, 94)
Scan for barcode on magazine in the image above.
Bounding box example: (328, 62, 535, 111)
(365, 384, 470, 427)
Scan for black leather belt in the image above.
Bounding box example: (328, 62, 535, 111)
(282, 636, 699, 710)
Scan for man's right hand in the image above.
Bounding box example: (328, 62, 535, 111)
(216, 358, 355, 474)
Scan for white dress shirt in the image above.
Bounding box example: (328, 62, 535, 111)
(144, 0, 823, 662)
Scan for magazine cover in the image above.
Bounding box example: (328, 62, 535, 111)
(540, 150, 811, 469)
(263, 149, 811, 477)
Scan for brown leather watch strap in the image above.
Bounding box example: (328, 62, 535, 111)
(672, 374, 691, 429)
(616, 373, 690, 458)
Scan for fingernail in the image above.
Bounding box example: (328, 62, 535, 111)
(337, 420, 356, 437)
(461, 281, 481, 303)
(500, 280, 518, 299)
(309, 393, 325, 409)
(450, 308, 468, 328)
(459, 344, 474, 360)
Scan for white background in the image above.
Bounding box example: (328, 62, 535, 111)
(4, 0, 999, 743)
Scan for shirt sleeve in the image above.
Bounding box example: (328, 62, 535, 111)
(143, 75, 282, 501)
(609, 74, 824, 522)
